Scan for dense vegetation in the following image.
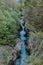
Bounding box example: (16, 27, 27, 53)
(0, 0, 43, 65)
(0, 0, 20, 45)
(24, 0, 43, 31)
(23, 0, 43, 65)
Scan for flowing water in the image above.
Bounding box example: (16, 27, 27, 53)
(16, 15, 27, 65)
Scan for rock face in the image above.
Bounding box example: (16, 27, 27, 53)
(26, 32, 43, 56)
(12, 38, 22, 61)
(7, 38, 22, 65)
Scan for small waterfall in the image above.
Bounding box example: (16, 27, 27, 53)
(20, 18, 26, 65)
(20, 41, 26, 65)
(20, 14, 27, 65)
(16, 14, 27, 65)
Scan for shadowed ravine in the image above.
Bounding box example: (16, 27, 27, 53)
(16, 14, 27, 65)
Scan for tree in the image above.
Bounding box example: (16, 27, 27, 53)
(0, 0, 20, 45)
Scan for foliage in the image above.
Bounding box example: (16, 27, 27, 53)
(24, 0, 43, 31)
(3, 52, 8, 65)
(0, 0, 20, 45)
(27, 56, 42, 65)
(29, 32, 43, 39)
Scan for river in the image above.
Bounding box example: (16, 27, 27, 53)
(16, 14, 27, 65)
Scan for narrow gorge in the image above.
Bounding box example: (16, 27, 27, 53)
(16, 14, 27, 65)
(0, 0, 43, 65)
